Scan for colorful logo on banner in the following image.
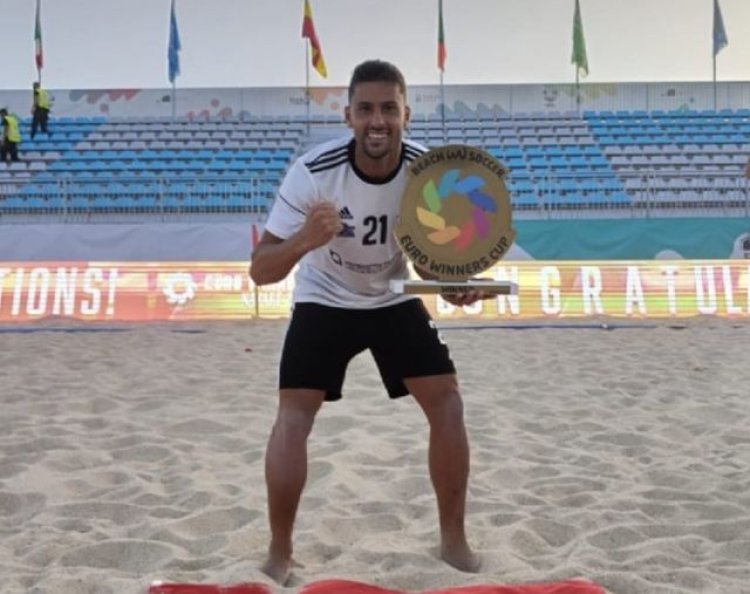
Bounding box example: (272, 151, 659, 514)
(162, 272, 197, 306)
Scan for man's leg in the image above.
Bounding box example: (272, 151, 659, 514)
(10, 144, 19, 162)
(406, 374, 480, 572)
(41, 109, 49, 134)
(0, 143, 6, 163)
(262, 388, 325, 584)
(31, 112, 39, 140)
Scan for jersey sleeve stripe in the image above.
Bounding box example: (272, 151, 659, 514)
(276, 192, 307, 216)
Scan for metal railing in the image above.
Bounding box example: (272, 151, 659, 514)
(512, 170, 750, 220)
(0, 175, 277, 223)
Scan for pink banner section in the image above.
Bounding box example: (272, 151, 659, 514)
(0, 260, 748, 323)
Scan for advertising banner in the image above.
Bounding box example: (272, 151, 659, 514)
(1, 261, 748, 323)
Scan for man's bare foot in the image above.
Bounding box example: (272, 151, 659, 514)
(441, 542, 482, 573)
(260, 554, 293, 586)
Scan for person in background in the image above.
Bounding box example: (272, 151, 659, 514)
(31, 82, 51, 139)
(0, 108, 21, 163)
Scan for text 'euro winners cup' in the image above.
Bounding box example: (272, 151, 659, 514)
(391, 144, 518, 296)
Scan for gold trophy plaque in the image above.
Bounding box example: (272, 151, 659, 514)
(391, 144, 518, 295)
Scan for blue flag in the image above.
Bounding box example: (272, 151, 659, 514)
(713, 0, 728, 57)
(168, 0, 181, 83)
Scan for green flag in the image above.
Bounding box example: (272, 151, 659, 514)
(571, 0, 588, 78)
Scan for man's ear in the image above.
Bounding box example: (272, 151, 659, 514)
(344, 105, 352, 128)
(404, 105, 411, 128)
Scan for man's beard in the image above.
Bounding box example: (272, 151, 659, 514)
(361, 136, 393, 160)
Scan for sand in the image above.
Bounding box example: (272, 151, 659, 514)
(1, 318, 749, 594)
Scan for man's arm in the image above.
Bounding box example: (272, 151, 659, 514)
(249, 201, 342, 286)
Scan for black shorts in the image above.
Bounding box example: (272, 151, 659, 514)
(279, 299, 455, 401)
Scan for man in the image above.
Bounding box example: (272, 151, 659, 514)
(0, 108, 21, 163)
(250, 60, 484, 585)
(31, 82, 50, 139)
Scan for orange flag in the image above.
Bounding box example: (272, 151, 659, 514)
(301, 0, 327, 78)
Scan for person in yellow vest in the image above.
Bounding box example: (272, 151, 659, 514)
(0, 108, 21, 163)
(31, 82, 51, 139)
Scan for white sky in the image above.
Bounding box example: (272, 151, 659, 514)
(2, 0, 749, 90)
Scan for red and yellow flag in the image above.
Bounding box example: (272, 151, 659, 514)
(301, 0, 327, 78)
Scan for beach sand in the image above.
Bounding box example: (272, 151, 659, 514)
(1, 318, 749, 594)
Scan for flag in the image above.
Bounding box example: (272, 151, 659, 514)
(713, 0, 728, 56)
(302, 0, 327, 78)
(34, 0, 43, 73)
(571, 0, 588, 78)
(437, 0, 446, 71)
(168, 0, 181, 83)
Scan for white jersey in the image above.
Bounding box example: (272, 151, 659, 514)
(264, 136, 427, 308)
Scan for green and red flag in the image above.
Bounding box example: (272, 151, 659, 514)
(437, 0, 446, 71)
(302, 0, 327, 78)
(34, 0, 43, 74)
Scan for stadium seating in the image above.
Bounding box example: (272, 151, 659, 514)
(409, 108, 748, 211)
(0, 109, 747, 218)
(0, 117, 305, 218)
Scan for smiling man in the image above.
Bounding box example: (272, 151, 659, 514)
(250, 60, 481, 585)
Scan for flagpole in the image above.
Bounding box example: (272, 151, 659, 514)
(440, 71, 446, 145)
(305, 43, 311, 135)
(712, 53, 717, 111)
(171, 81, 176, 121)
(437, 0, 446, 143)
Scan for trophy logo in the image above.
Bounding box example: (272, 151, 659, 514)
(394, 145, 516, 292)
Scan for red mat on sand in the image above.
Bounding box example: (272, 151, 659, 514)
(149, 578, 605, 594)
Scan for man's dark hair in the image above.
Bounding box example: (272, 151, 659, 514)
(348, 60, 406, 101)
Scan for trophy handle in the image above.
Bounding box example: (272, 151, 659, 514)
(390, 279, 517, 295)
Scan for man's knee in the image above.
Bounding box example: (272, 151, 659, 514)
(410, 376, 464, 420)
(273, 390, 325, 439)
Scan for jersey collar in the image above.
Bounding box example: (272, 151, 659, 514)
(348, 138, 404, 185)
